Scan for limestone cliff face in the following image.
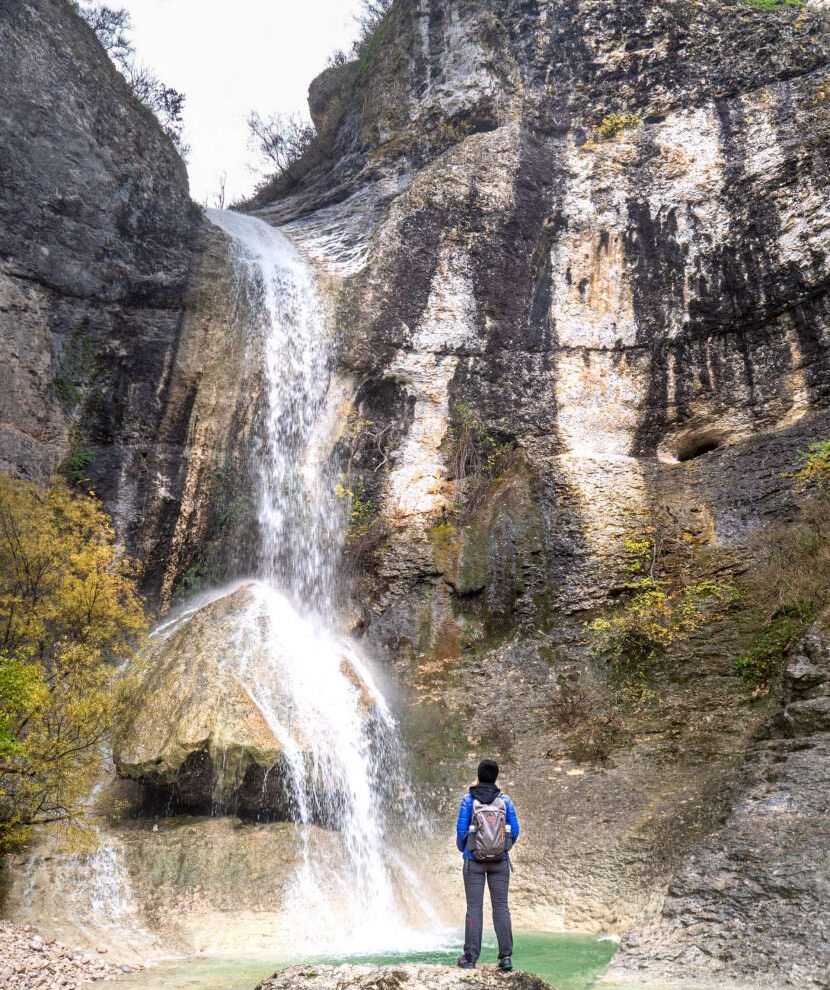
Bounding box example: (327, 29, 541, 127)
(3, 0, 830, 979)
(261, 0, 830, 626)
(249, 0, 830, 977)
(0, 0, 259, 601)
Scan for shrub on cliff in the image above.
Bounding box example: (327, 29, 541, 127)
(735, 448, 830, 689)
(448, 402, 516, 517)
(328, 0, 394, 65)
(0, 475, 146, 853)
(247, 111, 317, 188)
(73, 2, 187, 154)
(588, 529, 739, 695)
(740, 0, 805, 10)
(794, 440, 830, 491)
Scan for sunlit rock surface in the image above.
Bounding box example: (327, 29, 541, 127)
(114, 583, 382, 816)
(114, 585, 288, 814)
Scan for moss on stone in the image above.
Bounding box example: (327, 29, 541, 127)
(739, 0, 805, 10)
(429, 521, 459, 578)
(735, 603, 815, 688)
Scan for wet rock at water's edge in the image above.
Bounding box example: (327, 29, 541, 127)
(256, 965, 554, 990)
(113, 585, 290, 817)
(113, 582, 378, 818)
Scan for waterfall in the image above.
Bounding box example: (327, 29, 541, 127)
(204, 210, 441, 952)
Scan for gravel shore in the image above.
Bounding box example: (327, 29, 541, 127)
(0, 921, 138, 989)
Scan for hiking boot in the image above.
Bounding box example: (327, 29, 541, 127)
(498, 957, 513, 972)
(457, 955, 476, 969)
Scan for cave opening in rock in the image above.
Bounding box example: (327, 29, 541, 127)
(674, 435, 723, 463)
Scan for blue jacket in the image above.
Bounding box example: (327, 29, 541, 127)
(456, 790, 520, 861)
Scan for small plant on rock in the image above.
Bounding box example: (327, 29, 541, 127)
(336, 477, 379, 540)
(793, 440, 830, 492)
(734, 445, 830, 691)
(588, 528, 739, 690)
(735, 602, 815, 690)
(448, 402, 515, 516)
(595, 112, 642, 141)
(739, 0, 805, 11)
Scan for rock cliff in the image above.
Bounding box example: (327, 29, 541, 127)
(609, 614, 830, 988)
(249, 0, 830, 980)
(0, 0, 260, 601)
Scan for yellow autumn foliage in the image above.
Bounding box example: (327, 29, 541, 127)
(0, 474, 147, 852)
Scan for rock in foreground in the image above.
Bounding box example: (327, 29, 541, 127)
(256, 965, 554, 990)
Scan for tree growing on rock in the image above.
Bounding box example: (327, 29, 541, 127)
(354, 0, 395, 52)
(0, 476, 146, 852)
(327, 0, 395, 67)
(247, 111, 317, 186)
(73, 2, 187, 154)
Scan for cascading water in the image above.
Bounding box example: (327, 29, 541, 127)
(201, 210, 442, 952)
(207, 210, 340, 607)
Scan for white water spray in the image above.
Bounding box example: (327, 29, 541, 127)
(205, 210, 442, 952)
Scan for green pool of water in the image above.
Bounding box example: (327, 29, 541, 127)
(100, 933, 618, 990)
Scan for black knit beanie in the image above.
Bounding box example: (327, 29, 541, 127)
(478, 759, 499, 784)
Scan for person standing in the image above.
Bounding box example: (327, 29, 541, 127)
(455, 759, 520, 971)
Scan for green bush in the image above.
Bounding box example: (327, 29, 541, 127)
(0, 475, 146, 852)
(60, 431, 95, 487)
(336, 476, 378, 540)
(594, 112, 642, 141)
(794, 440, 830, 492)
(448, 402, 514, 516)
(732, 446, 830, 690)
(735, 602, 814, 688)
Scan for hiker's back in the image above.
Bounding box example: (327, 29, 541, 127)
(470, 795, 507, 862)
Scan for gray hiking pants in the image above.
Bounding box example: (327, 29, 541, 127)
(463, 858, 513, 962)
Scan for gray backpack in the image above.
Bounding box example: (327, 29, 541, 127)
(471, 796, 507, 861)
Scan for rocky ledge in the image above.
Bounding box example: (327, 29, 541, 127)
(610, 616, 830, 989)
(255, 965, 553, 990)
(0, 921, 135, 989)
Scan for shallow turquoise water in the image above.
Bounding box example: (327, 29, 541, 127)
(101, 932, 618, 990)
(331, 933, 619, 989)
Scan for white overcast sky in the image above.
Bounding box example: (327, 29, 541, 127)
(120, 1, 366, 204)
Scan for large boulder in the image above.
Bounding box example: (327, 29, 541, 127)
(114, 584, 287, 815)
(113, 582, 376, 820)
(256, 966, 553, 990)
(114, 582, 379, 817)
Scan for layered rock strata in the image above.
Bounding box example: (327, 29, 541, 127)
(249, 0, 830, 969)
